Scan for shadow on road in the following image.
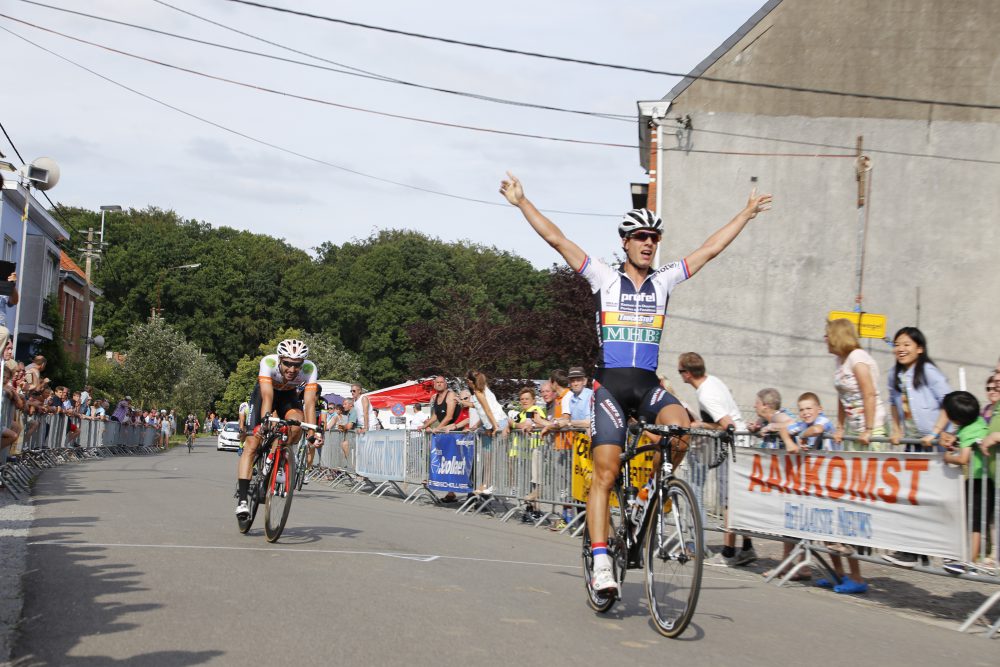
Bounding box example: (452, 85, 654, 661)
(14, 536, 225, 666)
(12, 476, 225, 666)
(265, 524, 363, 543)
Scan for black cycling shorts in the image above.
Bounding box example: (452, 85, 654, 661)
(591, 367, 681, 449)
(247, 383, 304, 430)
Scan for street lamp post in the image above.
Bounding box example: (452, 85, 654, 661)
(153, 263, 201, 320)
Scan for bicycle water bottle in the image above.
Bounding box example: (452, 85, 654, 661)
(263, 451, 274, 477)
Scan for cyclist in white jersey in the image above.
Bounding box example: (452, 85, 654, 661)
(500, 171, 771, 593)
(235, 338, 323, 518)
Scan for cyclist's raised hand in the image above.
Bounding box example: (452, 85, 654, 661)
(499, 171, 525, 206)
(744, 187, 772, 220)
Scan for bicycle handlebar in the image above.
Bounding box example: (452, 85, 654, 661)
(623, 421, 735, 468)
(266, 416, 319, 431)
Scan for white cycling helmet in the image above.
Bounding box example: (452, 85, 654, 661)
(618, 208, 663, 239)
(276, 338, 309, 360)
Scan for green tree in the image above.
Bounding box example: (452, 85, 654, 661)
(291, 230, 548, 386)
(172, 352, 226, 419)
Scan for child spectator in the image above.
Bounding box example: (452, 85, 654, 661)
(941, 391, 996, 575)
(786, 392, 835, 451)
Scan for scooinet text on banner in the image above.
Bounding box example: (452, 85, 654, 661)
(728, 449, 966, 561)
(428, 433, 475, 494)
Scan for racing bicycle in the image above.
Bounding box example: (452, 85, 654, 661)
(582, 421, 733, 638)
(236, 416, 317, 542)
(187, 431, 194, 453)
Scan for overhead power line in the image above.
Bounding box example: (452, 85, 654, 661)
(0, 24, 618, 218)
(676, 123, 1000, 167)
(221, 0, 1000, 111)
(10, 7, 996, 166)
(14, 0, 631, 122)
(0, 14, 638, 150)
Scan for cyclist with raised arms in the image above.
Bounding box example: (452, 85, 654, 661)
(499, 172, 771, 594)
(235, 338, 323, 519)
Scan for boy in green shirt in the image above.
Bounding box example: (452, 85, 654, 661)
(941, 391, 996, 574)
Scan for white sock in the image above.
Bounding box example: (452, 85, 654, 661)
(594, 553, 612, 570)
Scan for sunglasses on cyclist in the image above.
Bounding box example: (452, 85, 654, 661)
(628, 231, 661, 243)
(279, 359, 304, 369)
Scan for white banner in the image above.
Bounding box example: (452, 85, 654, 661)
(729, 449, 967, 560)
(355, 431, 407, 482)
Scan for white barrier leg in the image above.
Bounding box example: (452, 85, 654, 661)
(958, 589, 1000, 635)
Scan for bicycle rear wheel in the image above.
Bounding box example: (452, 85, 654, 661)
(582, 485, 626, 612)
(645, 478, 703, 638)
(294, 444, 307, 491)
(264, 446, 296, 542)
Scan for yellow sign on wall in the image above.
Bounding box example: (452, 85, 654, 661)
(828, 311, 887, 339)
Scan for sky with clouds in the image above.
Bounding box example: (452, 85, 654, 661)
(1, 0, 765, 268)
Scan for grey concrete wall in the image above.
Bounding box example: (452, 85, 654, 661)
(667, 0, 1000, 124)
(653, 112, 1000, 421)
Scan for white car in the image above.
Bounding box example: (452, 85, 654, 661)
(217, 421, 242, 452)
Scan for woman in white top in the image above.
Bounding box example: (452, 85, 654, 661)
(822, 317, 887, 595)
(828, 318, 887, 450)
(466, 370, 509, 495)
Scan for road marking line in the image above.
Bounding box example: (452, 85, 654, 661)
(27, 540, 579, 569)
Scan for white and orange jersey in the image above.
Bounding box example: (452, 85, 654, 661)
(258, 354, 319, 392)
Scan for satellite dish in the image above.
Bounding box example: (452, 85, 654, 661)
(26, 157, 60, 191)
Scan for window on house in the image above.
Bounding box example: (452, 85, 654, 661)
(2, 236, 13, 262)
(41, 254, 58, 295)
(65, 296, 77, 342)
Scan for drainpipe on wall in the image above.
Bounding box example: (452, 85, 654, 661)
(648, 104, 670, 268)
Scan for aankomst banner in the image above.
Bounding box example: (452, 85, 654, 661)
(355, 431, 407, 482)
(729, 449, 966, 560)
(428, 433, 475, 494)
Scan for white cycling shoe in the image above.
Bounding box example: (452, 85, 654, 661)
(235, 500, 250, 518)
(592, 566, 618, 593)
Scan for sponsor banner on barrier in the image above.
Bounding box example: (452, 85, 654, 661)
(428, 433, 475, 494)
(729, 449, 967, 560)
(355, 431, 407, 482)
(572, 431, 654, 505)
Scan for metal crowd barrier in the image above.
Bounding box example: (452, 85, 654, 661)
(1, 396, 165, 500)
(312, 424, 999, 634)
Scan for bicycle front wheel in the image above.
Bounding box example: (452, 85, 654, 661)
(264, 447, 296, 542)
(645, 478, 704, 638)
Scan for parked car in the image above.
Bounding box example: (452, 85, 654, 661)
(217, 421, 242, 452)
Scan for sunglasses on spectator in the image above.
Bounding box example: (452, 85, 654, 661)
(988, 385, 1000, 392)
(628, 231, 661, 243)
(279, 359, 304, 369)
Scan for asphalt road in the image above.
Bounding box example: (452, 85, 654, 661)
(10, 440, 996, 666)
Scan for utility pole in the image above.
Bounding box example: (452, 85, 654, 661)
(80, 227, 100, 380)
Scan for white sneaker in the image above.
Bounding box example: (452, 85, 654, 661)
(732, 547, 758, 566)
(235, 500, 250, 518)
(592, 566, 618, 593)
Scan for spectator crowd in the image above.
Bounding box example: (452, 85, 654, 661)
(1, 353, 186, 466)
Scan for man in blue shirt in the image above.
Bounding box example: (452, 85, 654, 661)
(566, 367, 594, 429)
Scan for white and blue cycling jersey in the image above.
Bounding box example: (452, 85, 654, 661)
(577, 255, 689, 372)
